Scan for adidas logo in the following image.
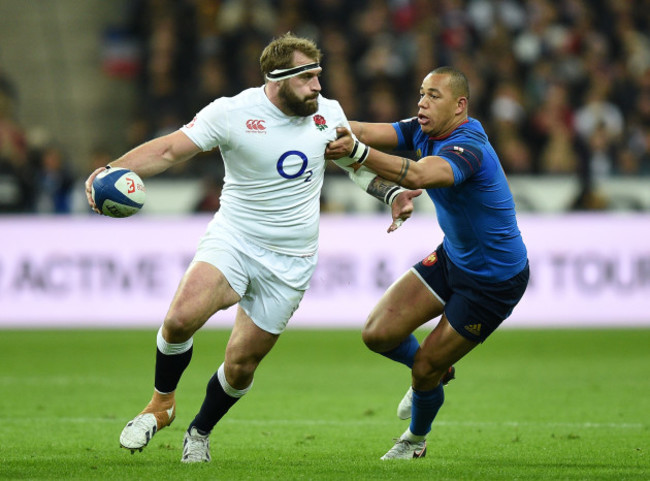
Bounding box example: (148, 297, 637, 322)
(465, 323, 481, 336)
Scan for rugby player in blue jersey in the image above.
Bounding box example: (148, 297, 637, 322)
(326, 66, 529, 460)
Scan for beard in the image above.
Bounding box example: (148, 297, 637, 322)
(279, 81, 319, 117)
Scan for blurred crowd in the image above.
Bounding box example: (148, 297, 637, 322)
(1, 0, 649, 214)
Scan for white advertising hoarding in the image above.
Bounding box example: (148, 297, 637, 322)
(1, 213, 649, 328)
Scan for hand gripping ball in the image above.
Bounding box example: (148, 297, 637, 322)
(91, 167, 146, 218)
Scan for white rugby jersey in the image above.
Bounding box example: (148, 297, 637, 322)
(181, 86, 348, 256)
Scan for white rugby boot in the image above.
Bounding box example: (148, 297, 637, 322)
(119, 392, 175, 453)
(396, 387, 414, 420)
(181, 427, 211, 463)
(380, 438, 427, 460)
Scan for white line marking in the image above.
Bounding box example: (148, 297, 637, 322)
(0, 418, 642, 429)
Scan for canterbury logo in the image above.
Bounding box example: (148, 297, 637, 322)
(465, 323, 481, 336)
(246, 119, 266, 131)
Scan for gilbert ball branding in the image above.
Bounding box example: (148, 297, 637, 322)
(92, 167, 146, 218)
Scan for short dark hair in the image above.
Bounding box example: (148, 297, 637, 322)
(260, 33, 322, 78)
(431, 66, 470, 100)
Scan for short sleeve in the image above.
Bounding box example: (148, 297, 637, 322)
(438, 143, 483, 184)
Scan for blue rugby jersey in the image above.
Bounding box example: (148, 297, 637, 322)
(392, 117, 527, 281)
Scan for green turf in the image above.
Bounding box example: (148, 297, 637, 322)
(0, 328, 648, 480)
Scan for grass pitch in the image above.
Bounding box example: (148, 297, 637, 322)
(0, 328, 648, 480)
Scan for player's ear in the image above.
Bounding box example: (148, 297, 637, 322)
(456, 96, 468, 115)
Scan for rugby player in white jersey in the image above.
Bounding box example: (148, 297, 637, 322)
(84, 33, 421, 463)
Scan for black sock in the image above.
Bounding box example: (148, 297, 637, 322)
(154, 346, 193, 393)
(190, 371, 240, 434)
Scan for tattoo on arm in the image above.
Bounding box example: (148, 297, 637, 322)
(366, 177, 400, 203)
(396, 158, 410, 184)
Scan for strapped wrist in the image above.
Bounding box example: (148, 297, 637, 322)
(384, 185, 406, 205)
(349, 139, 369, 164)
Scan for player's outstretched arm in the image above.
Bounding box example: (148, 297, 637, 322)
(84, 130, 201, 213)
(110, 130, 201, 179)
(327, 127, 454, 190)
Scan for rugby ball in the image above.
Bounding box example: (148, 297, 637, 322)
(91, 167, 146, 218)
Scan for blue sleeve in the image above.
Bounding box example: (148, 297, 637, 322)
(438, 143, 483, 184)
(391, 117, 419, 151)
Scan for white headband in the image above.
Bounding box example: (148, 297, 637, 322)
(265, 62, 322, 81)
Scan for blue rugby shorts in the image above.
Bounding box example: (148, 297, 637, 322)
(412, 244, 529, 343)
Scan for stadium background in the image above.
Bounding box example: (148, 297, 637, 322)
(0, 0, 648, 328)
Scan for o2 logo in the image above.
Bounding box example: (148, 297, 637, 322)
(276, 150, 313, 182)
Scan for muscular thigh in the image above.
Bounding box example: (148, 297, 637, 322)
(226, 307, 279, 366)
(164, 261, 240, 340)
(366, 270, 445, 338)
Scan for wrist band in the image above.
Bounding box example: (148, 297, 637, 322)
(349, 139, 369, 164)
(384, 186, 406, 205)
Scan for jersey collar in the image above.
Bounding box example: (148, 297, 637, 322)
(428, 118, 469, 140)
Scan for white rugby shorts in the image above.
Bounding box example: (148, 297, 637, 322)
(192, 214, 318, 334)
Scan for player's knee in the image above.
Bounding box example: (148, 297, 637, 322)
(224, 359, 257, 389)
(163, 313, 197, 342)
(362, 321, 393, 352)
